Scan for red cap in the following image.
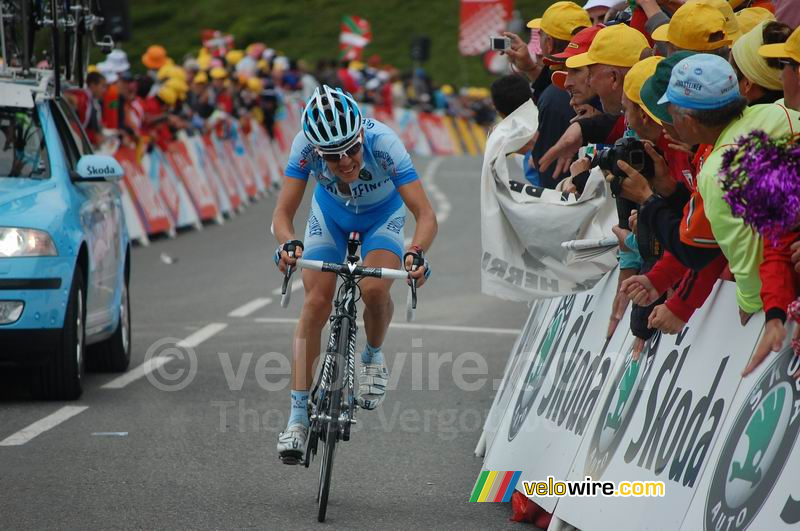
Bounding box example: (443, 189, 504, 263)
(551, 70, 568, 90)
(549, 24, 605, 64)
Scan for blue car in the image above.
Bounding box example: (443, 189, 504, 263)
(0, 78, 131, 399)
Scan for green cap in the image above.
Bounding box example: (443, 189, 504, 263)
(639, 51, 696, 126)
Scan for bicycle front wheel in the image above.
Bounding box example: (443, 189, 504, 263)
(317, 316, 349, 522)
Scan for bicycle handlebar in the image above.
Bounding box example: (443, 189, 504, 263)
(296, 258, 410, 280)
(279, 258, 418, 321)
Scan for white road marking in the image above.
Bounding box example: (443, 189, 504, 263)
(177, 322, 228, 348)
(253, 317, 519, 336)
(101, 355, 173, 389)
(0, 406, 89, 446)
(228, 297, 273, 317)
(103, 323, 227, 390)
(271, 279, 303, 296)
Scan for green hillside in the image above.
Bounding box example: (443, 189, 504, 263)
(127, 0, 552, 87)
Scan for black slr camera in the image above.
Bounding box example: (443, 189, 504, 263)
(591, 137, 655, 197)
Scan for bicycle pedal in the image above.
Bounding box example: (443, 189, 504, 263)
(279, 452, 303, 466)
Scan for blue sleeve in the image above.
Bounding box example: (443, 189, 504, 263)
(619, 233, 643, 271)
(372, 125, 419, 187)
(285, 131, 314, 180)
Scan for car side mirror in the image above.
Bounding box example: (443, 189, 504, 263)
(74, 154, 124, 182)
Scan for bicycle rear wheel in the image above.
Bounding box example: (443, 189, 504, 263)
(317, 316, 349, 522)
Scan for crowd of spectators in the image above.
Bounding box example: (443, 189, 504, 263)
(487, 0, 800, 375)
(63, 37, 498, 154)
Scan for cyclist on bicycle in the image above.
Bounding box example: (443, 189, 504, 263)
(273, 85, 438, 463)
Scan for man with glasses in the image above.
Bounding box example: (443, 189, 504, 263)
(272, 85, 437, 463)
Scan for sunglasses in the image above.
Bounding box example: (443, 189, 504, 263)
(777, 58, 800, 69)
(318, 140, 362, 162)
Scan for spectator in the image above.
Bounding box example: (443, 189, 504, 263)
(651, 2, 733, 58)
(504, 1, 591, 188)
(583, 0, 612, 25)
(490, 74, 539, 186)
(655, 54, 800, 320)
(84, 71, 107, 145)
(731, 21, 787, 104)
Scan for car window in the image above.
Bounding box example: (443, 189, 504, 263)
(49, 100, 82, 170)
(56, 99, 93, 157)
(0, 106, 50, 179)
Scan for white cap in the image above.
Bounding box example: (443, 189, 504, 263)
(583, 0, 613, 9)
(96, 62, 119, 83)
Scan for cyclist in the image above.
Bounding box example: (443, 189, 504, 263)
(273, 85, 438, 463)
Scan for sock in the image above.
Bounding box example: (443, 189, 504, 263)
(361, 342, 384, 365)
(288, 389, 310, 428)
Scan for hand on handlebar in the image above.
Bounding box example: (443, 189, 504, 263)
(404, 247, 430, 288)
(274, 240, 304, 274)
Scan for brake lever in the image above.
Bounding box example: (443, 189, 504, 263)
(406, 277, 417, 322)
(280, 249, 295, 308)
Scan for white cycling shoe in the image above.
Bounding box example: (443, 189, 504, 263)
(277, 423, 308, 465)
(356, 361, 389, 410)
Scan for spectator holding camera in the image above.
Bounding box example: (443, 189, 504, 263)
(502, 1, 591, 188)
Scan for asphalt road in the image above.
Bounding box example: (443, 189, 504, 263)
(0, 155, 530, 530)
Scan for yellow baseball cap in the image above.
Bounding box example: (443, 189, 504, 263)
(527, 1, 591, 41)
(157, 85, 178, 106)
(759, 25, 800, 64)
(565, 24, 649, 69)
(624, 56, 663, 106)
(246, 77, 263, 92)
(651, 3, 732, 51)
(193, 71, 209, 84)
(693, 0, 742, 42)
(735, 7, 775, 35)
(210, 66, 228, 80)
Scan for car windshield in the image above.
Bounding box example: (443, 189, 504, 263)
(0, 107, 49, 179)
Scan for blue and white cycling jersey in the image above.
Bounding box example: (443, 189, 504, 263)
(285, 119, 419, 263)
(285, 118, 419, 218)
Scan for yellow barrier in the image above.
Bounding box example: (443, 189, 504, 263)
(469, 122, 488, 152)
(442, 117, 464, 156)
(455, 117, 479, 155)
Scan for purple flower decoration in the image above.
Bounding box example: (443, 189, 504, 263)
(719, 130, 800, 244)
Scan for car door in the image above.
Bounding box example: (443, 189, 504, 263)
(50, 100, 121, 332)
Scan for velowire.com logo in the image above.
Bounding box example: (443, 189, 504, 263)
(704, 347, 800, 531)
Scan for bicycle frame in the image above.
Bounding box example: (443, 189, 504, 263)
(278, 232, 416, 521)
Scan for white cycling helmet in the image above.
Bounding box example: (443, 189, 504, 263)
(301, 85, 363, 152)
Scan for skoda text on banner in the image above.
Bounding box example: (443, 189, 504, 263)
(481, 269, 630, 513)
(552, 281, 762, 531)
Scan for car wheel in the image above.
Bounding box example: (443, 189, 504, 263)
(34, 267, 85, 400)
(87, 277, 131, 372)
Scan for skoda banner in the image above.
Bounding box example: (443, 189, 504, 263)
(482, 269, 630, 513)
(554, 282, 761, 530)
(680, 333, 800, 531)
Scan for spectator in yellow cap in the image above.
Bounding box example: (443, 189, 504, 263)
(731, 21, 787, 104)
(502, 1, 591, 188)
(694, 0, 742, 42)
(209, 67, 234, 114)
(540, 23, 652, 176)
(622, 56, 665, 139)
(759, 24, 800, 110)
(735, 7, 776, 35)
(651, 2, 732, 57)
(565, 24, 650, 114)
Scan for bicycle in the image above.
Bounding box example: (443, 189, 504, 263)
(279, 231, 417, 522)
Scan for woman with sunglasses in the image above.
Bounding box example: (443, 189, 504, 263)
(272, 85, 438, 463)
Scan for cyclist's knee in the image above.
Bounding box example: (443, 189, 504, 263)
(301, 292, 333, 326)
(361, 281, 392, 310)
